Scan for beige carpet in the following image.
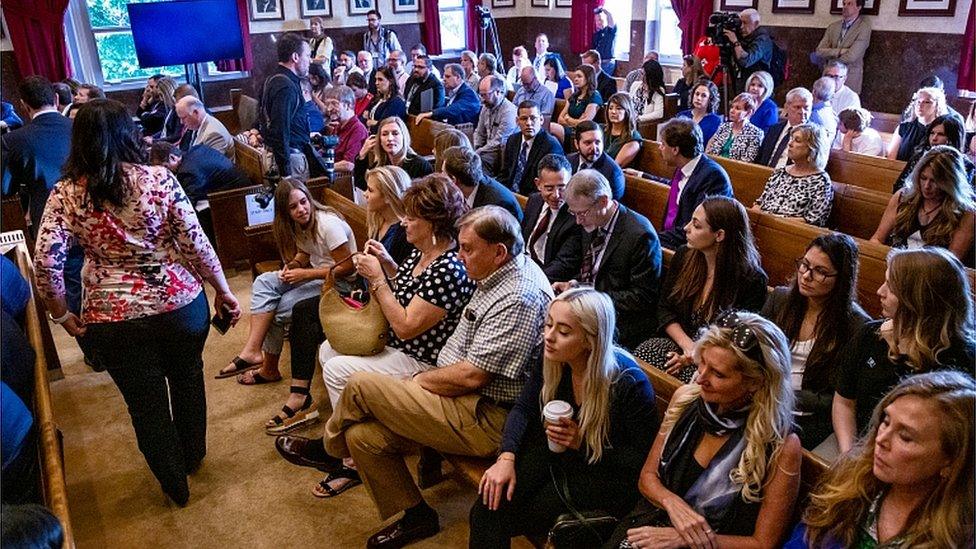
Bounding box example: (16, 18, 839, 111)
(49, 270, 533, 549)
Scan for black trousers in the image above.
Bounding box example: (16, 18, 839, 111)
(288, 295, 323, 382)
(85, 292, 210, 500)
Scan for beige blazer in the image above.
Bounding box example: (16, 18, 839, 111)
(815, 16, 872, 93)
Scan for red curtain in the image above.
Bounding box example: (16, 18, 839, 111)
(423, 0, 443, 55)
(672, 0, 712, 55)
(465, 0, 483, 52)
(958, 0, 975, 93)
(570, 0, 604, 55)
(216, 0, 254, 72)
(3, 0, 72, 81)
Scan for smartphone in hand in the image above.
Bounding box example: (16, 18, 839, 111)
(211, 304, 233, 335)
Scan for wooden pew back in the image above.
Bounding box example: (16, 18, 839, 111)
(709, 155, 772, 207)
(233, 140, 267, 187)
(828, 183, 889, 240)
(622, 175, 669, 227)
(826, 150, 904, 195)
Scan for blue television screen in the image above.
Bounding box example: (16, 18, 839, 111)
(128, 0, 244, 67)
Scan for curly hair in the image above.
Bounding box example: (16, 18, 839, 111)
(402, 173, 469, 241)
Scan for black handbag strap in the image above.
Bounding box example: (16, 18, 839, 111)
(549, 462, 611, 545)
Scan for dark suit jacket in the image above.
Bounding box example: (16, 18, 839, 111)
(502, 130, 564, 195)
(1, 112, 72, 232)
(403, 75, 446, 115)
(597, 71, 617, 105)
(472, 176, 523, 222)
(177, 145, 251, 205)
(584, 204, 662, 349)
(432, 83, 481, 125)
(658, 155, 733, 250)
(755, 119, 788, 167)
(568, 151, 625, 200)
(521, 193, 582, 282)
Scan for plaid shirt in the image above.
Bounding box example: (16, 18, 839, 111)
(435, 254, 553, 404)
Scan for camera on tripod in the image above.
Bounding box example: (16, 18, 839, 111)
(708, 12, 742, 47)
(474, 5, 492, 28)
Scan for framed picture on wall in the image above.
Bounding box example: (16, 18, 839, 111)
(301, 0, 333, 17)
(719, 0, 758, 10)
(830, 0, 880, 15)
(348, 0, 375, 16)
(772, 0, 815, 13)
(899, 0, 955, 16)
(250, 0, 284, 20)
(531, 0, 550, 7)
(492, 0, 515, 7)
(392, 0, 419, 13)
(554, 0, 572, 7)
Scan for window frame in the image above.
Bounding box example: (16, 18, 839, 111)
(436, 0, 467, 56)
(654, 0, 683, 67)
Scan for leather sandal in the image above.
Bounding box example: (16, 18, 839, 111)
(311, 466, 361, 498)
(265, 386, 319, 435)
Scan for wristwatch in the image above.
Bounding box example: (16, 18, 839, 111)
(49, 310, 71, 324)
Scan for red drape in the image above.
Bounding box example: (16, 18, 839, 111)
(570, 0, 604, 55)
(3, 0, 72, 81)
(465, 0, 483, 52)
(958, 0, 975, 93)
(216, 0, 254, 72)
(423, 0, 443, 55)
(672, 0, 712, 55)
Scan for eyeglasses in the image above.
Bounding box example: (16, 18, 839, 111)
(567, 200, 598, 219)
(715, 310, 764, 364)
(795, 258, 838, 283)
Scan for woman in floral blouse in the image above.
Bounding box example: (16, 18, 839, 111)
(34, 99, 241, 506)
(705, 93, 764, 163)
(752, 124, 835, 227)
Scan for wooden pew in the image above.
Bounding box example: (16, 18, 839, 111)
(708, 155, 772, 207)
(621, 174, 669, 227)
(828, 183, 889, 241)
(230, 88, 259, 135)
(635, 94, 680, 141)
(233, 139, 268, 187)
(2, 195, 29, 240)
(407, 115, 455, 157)
(869, 111, 900, 135)
(826, 150, 904, 195)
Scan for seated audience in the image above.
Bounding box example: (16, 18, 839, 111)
(415, 63, 480, 126)
(753, 123, 834, 227)
(894, 114, 975, 192)
(175, 96, 234, 158)
(756, 87, 813, 169)
(151, 77, 181, 142)
(460, 50, 482, 90)
(300, 78, 326, 134)
(473, 76, 518, 175)
(306, 63, 330, 115)
(603, 92, 642, 169)
(0, 255, 29, 322)
(469, 288, 660, 547)
(505, 46, 531, 90)
(363, 66, 407, 133)
(136, 74, 167, 136)
(478, 53, 511, 93)
(550, 65, 604, 149)
(322, 85, 369, 173)
(432, 127, 471, 171)
(66, 84, 104, 120)
(837, 107, 885, 156)
(656, 117, 733, 250)
(333, 50, 356, 85)
(676, 79, 723, 145)
(386, 49, 409, 92)
(629, 59, 665, 123)
(402, 54, 444, 115)
(832, 247, 975, 453)
(556, 170, 661, 348)
(502, 100, 563, 196)
(745, 71, 778, 135)
(888, 86, 947, 161)
(513, 66, 555, 120)
(354, 116, 432, 190)
(355, 51, 376, 93)
(543, 57, 573, 101)
(522, 154, 582, 281)
(823, 59, 860, 115)
(567, 121, 625, 200)
(636, 196, 767, 383)
(871, 146, 975, 264)
(705, 92, 764, 163)
(346, 72, 373, 119)
(762, 233, 869, 450)
(624, 52, 660, 92)
(278, 206, 551, 547)
(810, 77, 839, 146)
(607, 312, 801, 547)
(363, 165, 415, 265)
(532, 33, 566, 79)
(791, 371, 974, 548)
(672, 55, 704, 112)
(406, 44, 441, 79)
(582, 50, 617, 105)
(442, 146, 523, 221)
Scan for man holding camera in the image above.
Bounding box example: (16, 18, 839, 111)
(723, 8, 773, 93)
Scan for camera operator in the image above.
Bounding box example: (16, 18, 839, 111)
(723, 9, 773, 93)
(322, 85, 368, 173)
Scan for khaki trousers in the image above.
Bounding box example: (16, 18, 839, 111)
(324, 372, 509, 519)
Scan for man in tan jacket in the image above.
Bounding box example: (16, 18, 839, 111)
(812, 0, 872, 93)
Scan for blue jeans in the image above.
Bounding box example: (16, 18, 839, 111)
(250, 272, 322, 355)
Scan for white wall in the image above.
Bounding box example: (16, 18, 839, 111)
(247, 1, 423, 34)
(714, 0, 971, 34)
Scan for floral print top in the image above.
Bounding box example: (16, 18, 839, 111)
(34, 164, 224, 323)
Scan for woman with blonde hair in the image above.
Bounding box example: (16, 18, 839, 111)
(746, 71, 778, 135)
(364, 165, 413, 264)
(611, 311, 801, 548)
(870, 146, 975, 264)
(603, 92, 642, 169)
(469, 287, 659, 547)
(753, 124, 834, 227)
(354, 116, 431, 190)
(888, 86, 949, 161)
(550, 64, 603, 147)
(832, 247, 975, 453)
(460, 50, 481, 89)
(788, 371, 974, 548)
(705, 92, 764, 162)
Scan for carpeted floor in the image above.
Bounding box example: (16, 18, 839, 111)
(49, 271, 533, 549)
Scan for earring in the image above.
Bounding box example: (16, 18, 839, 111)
(432, 234, 438, 246)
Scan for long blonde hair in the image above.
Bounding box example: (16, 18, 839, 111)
(365, 165, 410, 238)
(894, 146, 976, 249)
(371, 116, 415, 165)
(660, 313, 795, 503)
(271, 177, 342, 261)
(155, 76, 178, 109)
(803, 371, 975, 548)
(539, 288, 622, 464)
(884, 247, 974, 368)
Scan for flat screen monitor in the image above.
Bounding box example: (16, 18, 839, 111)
(128, 0, 244, 67)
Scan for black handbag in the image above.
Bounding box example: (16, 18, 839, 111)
(547, 463, 619, 549)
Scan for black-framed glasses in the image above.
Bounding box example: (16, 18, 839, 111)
(795, 258, 838, 283)
(567, 199, 599, 219)
(715, 310, 764, 364)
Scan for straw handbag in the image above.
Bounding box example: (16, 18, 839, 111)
(318, 264, 389, 356)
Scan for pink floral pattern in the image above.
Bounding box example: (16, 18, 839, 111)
(34, 164, 224, 323)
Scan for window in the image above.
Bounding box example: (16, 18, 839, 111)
(656, 1, 682, 64)
(602, 0, 631, 62)
(438, 0, 466, 53)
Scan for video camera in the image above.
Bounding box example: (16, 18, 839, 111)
(253, 133, 340, 209)
(474, 5, 492, 28)
(707, 11, 742, 47)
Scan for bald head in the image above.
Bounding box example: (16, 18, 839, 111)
(176, 96, 206, 130)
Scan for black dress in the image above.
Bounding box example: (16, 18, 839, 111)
(353, 151, 433, 190)
(894, 120, 928, 162)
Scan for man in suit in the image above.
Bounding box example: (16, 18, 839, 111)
(521, 154, 581, 282)
(414, 64, 480, 125)
(175, 96, 233, 157)
(755, 87, 813, 169)
(441, 145, 523, 222)
(582, 50, 618, 101)
(402, 54, 445, 115)
(501, 100, 563, 195)
(657, 118, 733, 250)
(356, 50, 378, 94)
(566, 120, 624, 199)
(812, 0, 871, 94)
(473, 75, 518, 177)
(555, 169, 661, 349)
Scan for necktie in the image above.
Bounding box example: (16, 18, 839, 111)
(769, 127, 791, 168)
(663, 168, 683, 231)
(528, 206, 552, 262)
(578, 228, 607, 285)
(511, 141, 530, 191)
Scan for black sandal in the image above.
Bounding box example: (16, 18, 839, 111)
(215, 356, 262, 379)
(311, 466, 362, 498)
(265, 386, 319, 435)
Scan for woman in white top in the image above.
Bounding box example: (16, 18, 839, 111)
(628, 59, 665, 122)
(838, 107, 885, 156)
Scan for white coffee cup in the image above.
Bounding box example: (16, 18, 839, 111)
(543, 400, 574, 453)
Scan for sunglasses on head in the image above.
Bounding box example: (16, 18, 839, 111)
(715, 310, 764, 364)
